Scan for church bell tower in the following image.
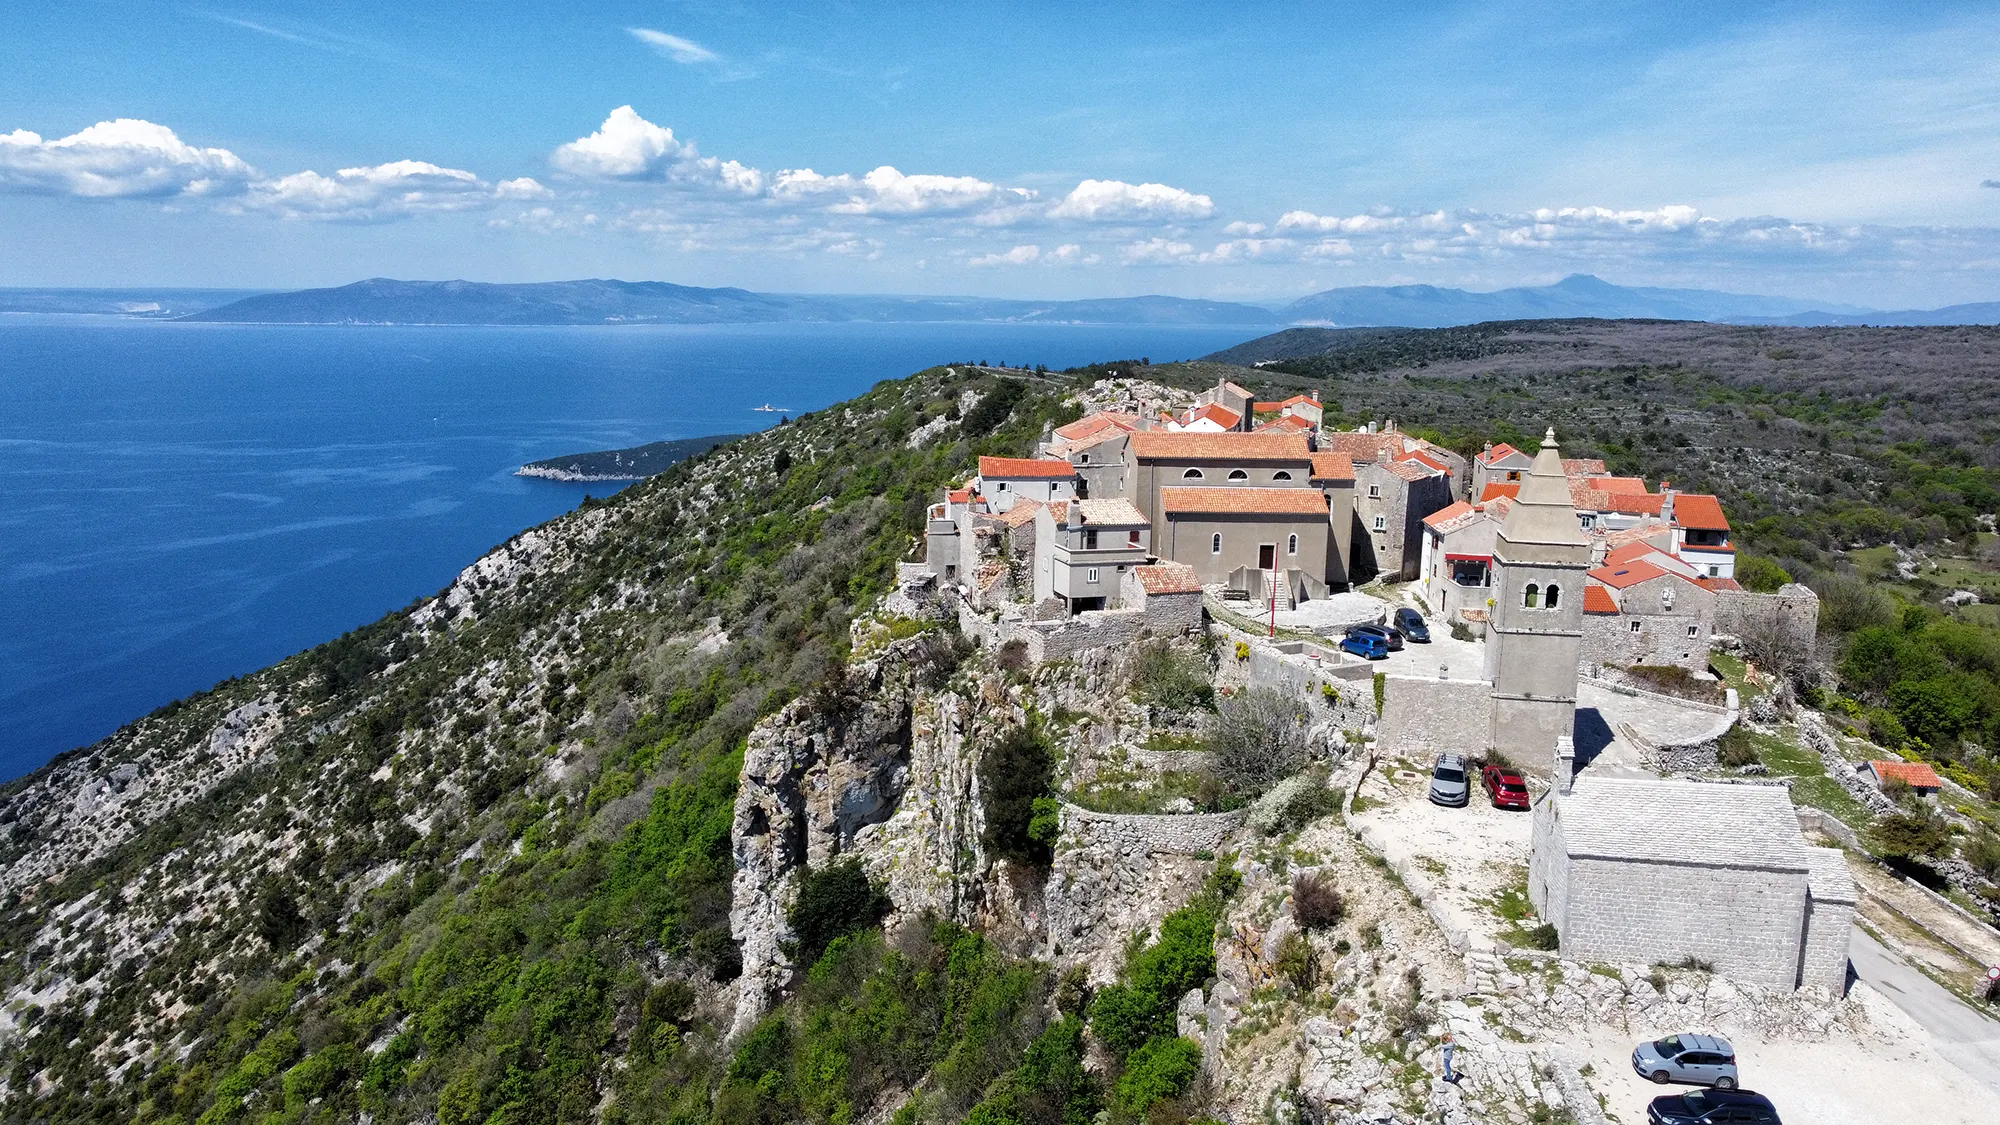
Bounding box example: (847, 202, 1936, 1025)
(1484, 428, 1591, 763)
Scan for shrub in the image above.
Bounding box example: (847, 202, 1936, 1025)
(1871, 807, 1953, 860)
(1089, 868, 1235, 1059)
(1291, 871, 1345, 931)
(982, 720, 1058, 866)
(1449, 619, 1474, 642)
(997, 639, 1031, 672)
(1234, 641, 1250, 661)
(1113, 1037, 1202, 1116)
(1962, 831, 2000, 883)
(1130, 641, 1215, 714)
(1715, 727, 1759, 769)
(1275, 931, 1319, 992)
(788, 859, 889, 967)
(962, 380, 1027, 437)
(1735, 554, 1793, 593)
(1210, 688, 1312, 798)
(1522, 923, 1559, 951)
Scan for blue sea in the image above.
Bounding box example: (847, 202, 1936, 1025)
(0, 317, 1261, 779)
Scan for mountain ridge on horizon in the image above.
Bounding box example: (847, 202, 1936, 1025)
(16, 273, 1992, 328)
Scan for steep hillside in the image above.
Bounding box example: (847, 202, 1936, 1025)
(0, 363, 1077, 1124)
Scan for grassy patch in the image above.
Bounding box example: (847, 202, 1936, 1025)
(1741, 725, 1870, 823)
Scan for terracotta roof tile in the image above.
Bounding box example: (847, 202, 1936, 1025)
(1672, 493, 1730, 531)
(1869, 760, 1944, 789)
(1133, 561, 1202, 594)
(1189, 402, 1243, 428)
(1478, 442, 1526, 465)
(997, 499, 1043, 528)
(1129, 431, 1312, 462)
(1053, 411, 1137, 441)
(1422, 500, 1476, 529)
(1583, 585, 1621, 614)
(1592, 476, 1650, 495)
(1074, 498, 1148, 526)
(1322, 432, 1396, 462)
(978, 455, 1077, 480)
(1697, 577, 1743, 592)
(1310, 452, 1355, 481)
(1588, 559, 1674, 589)
(1480, 482, 1521, 502)
(1381, 459, 1441, 483)
(1161, 487, 1329, 516)
(1561, 457, 1609, 476)
(1602, 491, 1667, 516)
(1256, 414, 1313, 434)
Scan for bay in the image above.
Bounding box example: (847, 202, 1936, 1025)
(0, 316, 1259, 778)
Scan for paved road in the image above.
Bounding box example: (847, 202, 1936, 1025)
(1849, 927, 2000, 1097)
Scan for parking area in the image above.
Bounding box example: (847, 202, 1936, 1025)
(1348, 760, 1535, 948)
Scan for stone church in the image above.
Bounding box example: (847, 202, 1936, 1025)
(1482, 428, 1592, 762)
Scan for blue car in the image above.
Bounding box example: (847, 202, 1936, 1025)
(1340, 632, 1389, 660)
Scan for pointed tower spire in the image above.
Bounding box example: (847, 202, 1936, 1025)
(1498, 428, 1588, 548)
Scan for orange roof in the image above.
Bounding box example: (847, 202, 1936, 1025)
(1604, 541, 1666, 567)
(1478, 442, 1527, 465)
(1400, 449, 1451, 473)
(1697, 576, 1743, 592)
(1321, 432, 1396, 462)
(978, 456, 1076, 480)
(1479, 482, 1520, 502)
(1602, 491, 1667, 516)
(1161, 487, 1329, 516)
(1588, 559, 1675, 589)
(1053, 411, 1137, 441)
(1561, 457, 1608, 476)
(1593, 476, 1649, 495)
(1279, 393, 1319, 408)
(1310, 452, 1355, 482)
(1422, 500, 1476, 529)
(1583, 585, 1621, 614)
(1046, 501, 1069, 522)
(997, 499, 1043, 528)
(1133, 561, 1202, 594)
(1129, 431, 1312, 462)
(1252, 401, 1285, 413)
(1672, 493, 1730, 531)
(1869, 760, 1944, 789)
(1255, 414, 1314, 434)
(947, 488, 970, 503)
(1188, 402, 1243, 428)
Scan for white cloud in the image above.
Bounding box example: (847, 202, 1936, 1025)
(1120, 237, 1197, 264)
(1050, 179, 1214, 221)
(1223, 220, 1266, 235)
(773, 165, 1024, 215)
(628, 28, 719, 65)
(242, 160, 520, 222)
(551, 107, 764, 193)
(970, 244, 1042, 266)
(0, 118, 255, 199)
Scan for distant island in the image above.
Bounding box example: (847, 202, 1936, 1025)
(516, 434, 745, 482)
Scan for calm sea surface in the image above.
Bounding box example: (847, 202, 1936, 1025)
(0, 317, 1260, 779)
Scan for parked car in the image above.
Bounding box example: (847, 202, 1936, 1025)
(1347, 623, 1404, 651)
(1632, 1034, 1739, 1088)
(1646, 1088, 1778, 1124)
(1339, 632, 1389, 660)
(1393, 607, 1431, 643)
(1481, 764, 1530, 809)
(1428, 753, 1469, 807)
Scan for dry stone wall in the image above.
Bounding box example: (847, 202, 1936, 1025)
(1377, 675, 1494, 757)
(1045, 803, 1244, 982)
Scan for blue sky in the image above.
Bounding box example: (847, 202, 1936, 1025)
(4, 1, 2000, 305)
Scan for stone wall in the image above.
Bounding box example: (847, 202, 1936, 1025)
(956, 594, 1200, 666)
(1561, 856, 1808, 990)
(1045, 802, 1245, 981)
(1799, 892, 1855, 994)
(1240, 637, 1377, 730)
(1377, 675, 1495, 757)
(1714, 583, 1820, 666)
(1582, 612, 1711, 673)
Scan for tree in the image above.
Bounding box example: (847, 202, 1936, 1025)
(788, 860, 889, 967)
(981, 720, 1056, 866)
(1210, 688, 1312, 797)
(1871, 806, 1953, 861)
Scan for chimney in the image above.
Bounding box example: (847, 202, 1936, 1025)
(1660, 483, 1676, 526)
(1310, 390, 1320, 403)
(1555, 735, 1576, 795)
(1387, 418, 1398, 433)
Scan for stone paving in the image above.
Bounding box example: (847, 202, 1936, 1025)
(1575, 681, 1733, 779)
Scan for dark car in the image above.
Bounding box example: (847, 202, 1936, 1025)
(1646, 1088, 1779, 1124)
(1481, 764, 1530, 810)
(1347, 623, 1404, 652)
(1393, 607, 1431, 643)
(1339, 632, 1389, 660)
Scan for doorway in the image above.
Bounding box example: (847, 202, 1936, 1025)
(1258, 543, 1276, 569)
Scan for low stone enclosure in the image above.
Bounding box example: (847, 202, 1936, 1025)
(1047, 802, 1246, 981)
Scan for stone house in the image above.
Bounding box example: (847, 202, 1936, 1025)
(975, 455, 1077, 514)
(1530, 774, 1856, 993)
(1120, 429, 1313, 519)
(1351, 458, 1455, 581)
(1156, 486, 1331, 589)
(1120, 561, 1204, 632)
(1192, 377, 1256, 425)
(1310, 453, 1357, 590)
(1865, 759, 1943, 798)
(1416, 496, 1513, 625)
(1581, 547, 1718, 673)
(1472, 441, 1534, 498)
(1033, 499, 1152, 613)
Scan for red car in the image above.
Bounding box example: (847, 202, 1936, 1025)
(1482, 764, 1531, 809)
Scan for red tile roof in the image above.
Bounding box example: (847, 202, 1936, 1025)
(947, 488, 970, 503)
(1161, 487, 1330, 516)
(1400, 449, 1451, 473)
(1583, 585, 1621, 614)
(1672, 493, 1730, 531)
(1696, 577, 1744, 593)
(1381, 459, 1441, 483)
(1053, 411, 1137, 441)
(1593, 476, 1650, 495)
(1322, 432, 1396, 462)
(1129, 431, 1312, 462)
(1604, 541, 1664, 566)
(1133, 561, 1202, 594)
(1422, 500, 1476, 529)
(1252, 401, 1285, 413)
(997, 499, 1043, 528)
(1255, 414, 1313, 434)
(1588, 559, 1675, 589)
(1479, 482, 1521, 502)
(1869, 760, 1944, 789)
(979, 456, 1076, 479)
(1561, 457, 1608, 476)
(1309, 452, 1355, 482)
(1477, 442, 1527, 465)
(1602, 491, 1667, 516)
(1188, 402, 1243, 429)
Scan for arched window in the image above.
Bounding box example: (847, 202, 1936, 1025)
(1227, 469, 1249, 481)
(1272, 470, 1293, 481)
(1211, 532, 1223, 554)
(1523, 583, 1540, 609)
(1183, 468, 1204, 480)
(1287, 534, 1299, 554)
(1545, 584, 1561, 609)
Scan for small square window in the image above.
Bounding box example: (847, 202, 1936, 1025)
(1629, 620, 1642, 634)
(1368, 485, 1382, 498)
(1687, 625, 1699, 638)
(1085, 567, 1100, 584)
(1373, 516, 1386, 531)
(1708, 565, 1720, 577)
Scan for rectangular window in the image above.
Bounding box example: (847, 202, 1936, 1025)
(1083, 529, 1098, 550)
(1687, 625, 1699, 638)
(1368, 485, 1382, 498)
(1085, 567, 1100, 584)
(1708, 565, 1720, 577)
(1630, 620, 1642, 634)
(1127, 529, 1141, 547)
(1373, 516, 1386, 531)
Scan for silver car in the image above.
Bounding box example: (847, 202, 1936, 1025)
(1632, 1033, 1739, 1088)
(1427, 753, 1469, 807)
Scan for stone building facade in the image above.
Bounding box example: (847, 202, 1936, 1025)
(1581, 572, 1717, 673)
(1530, 775, 1855, 993)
